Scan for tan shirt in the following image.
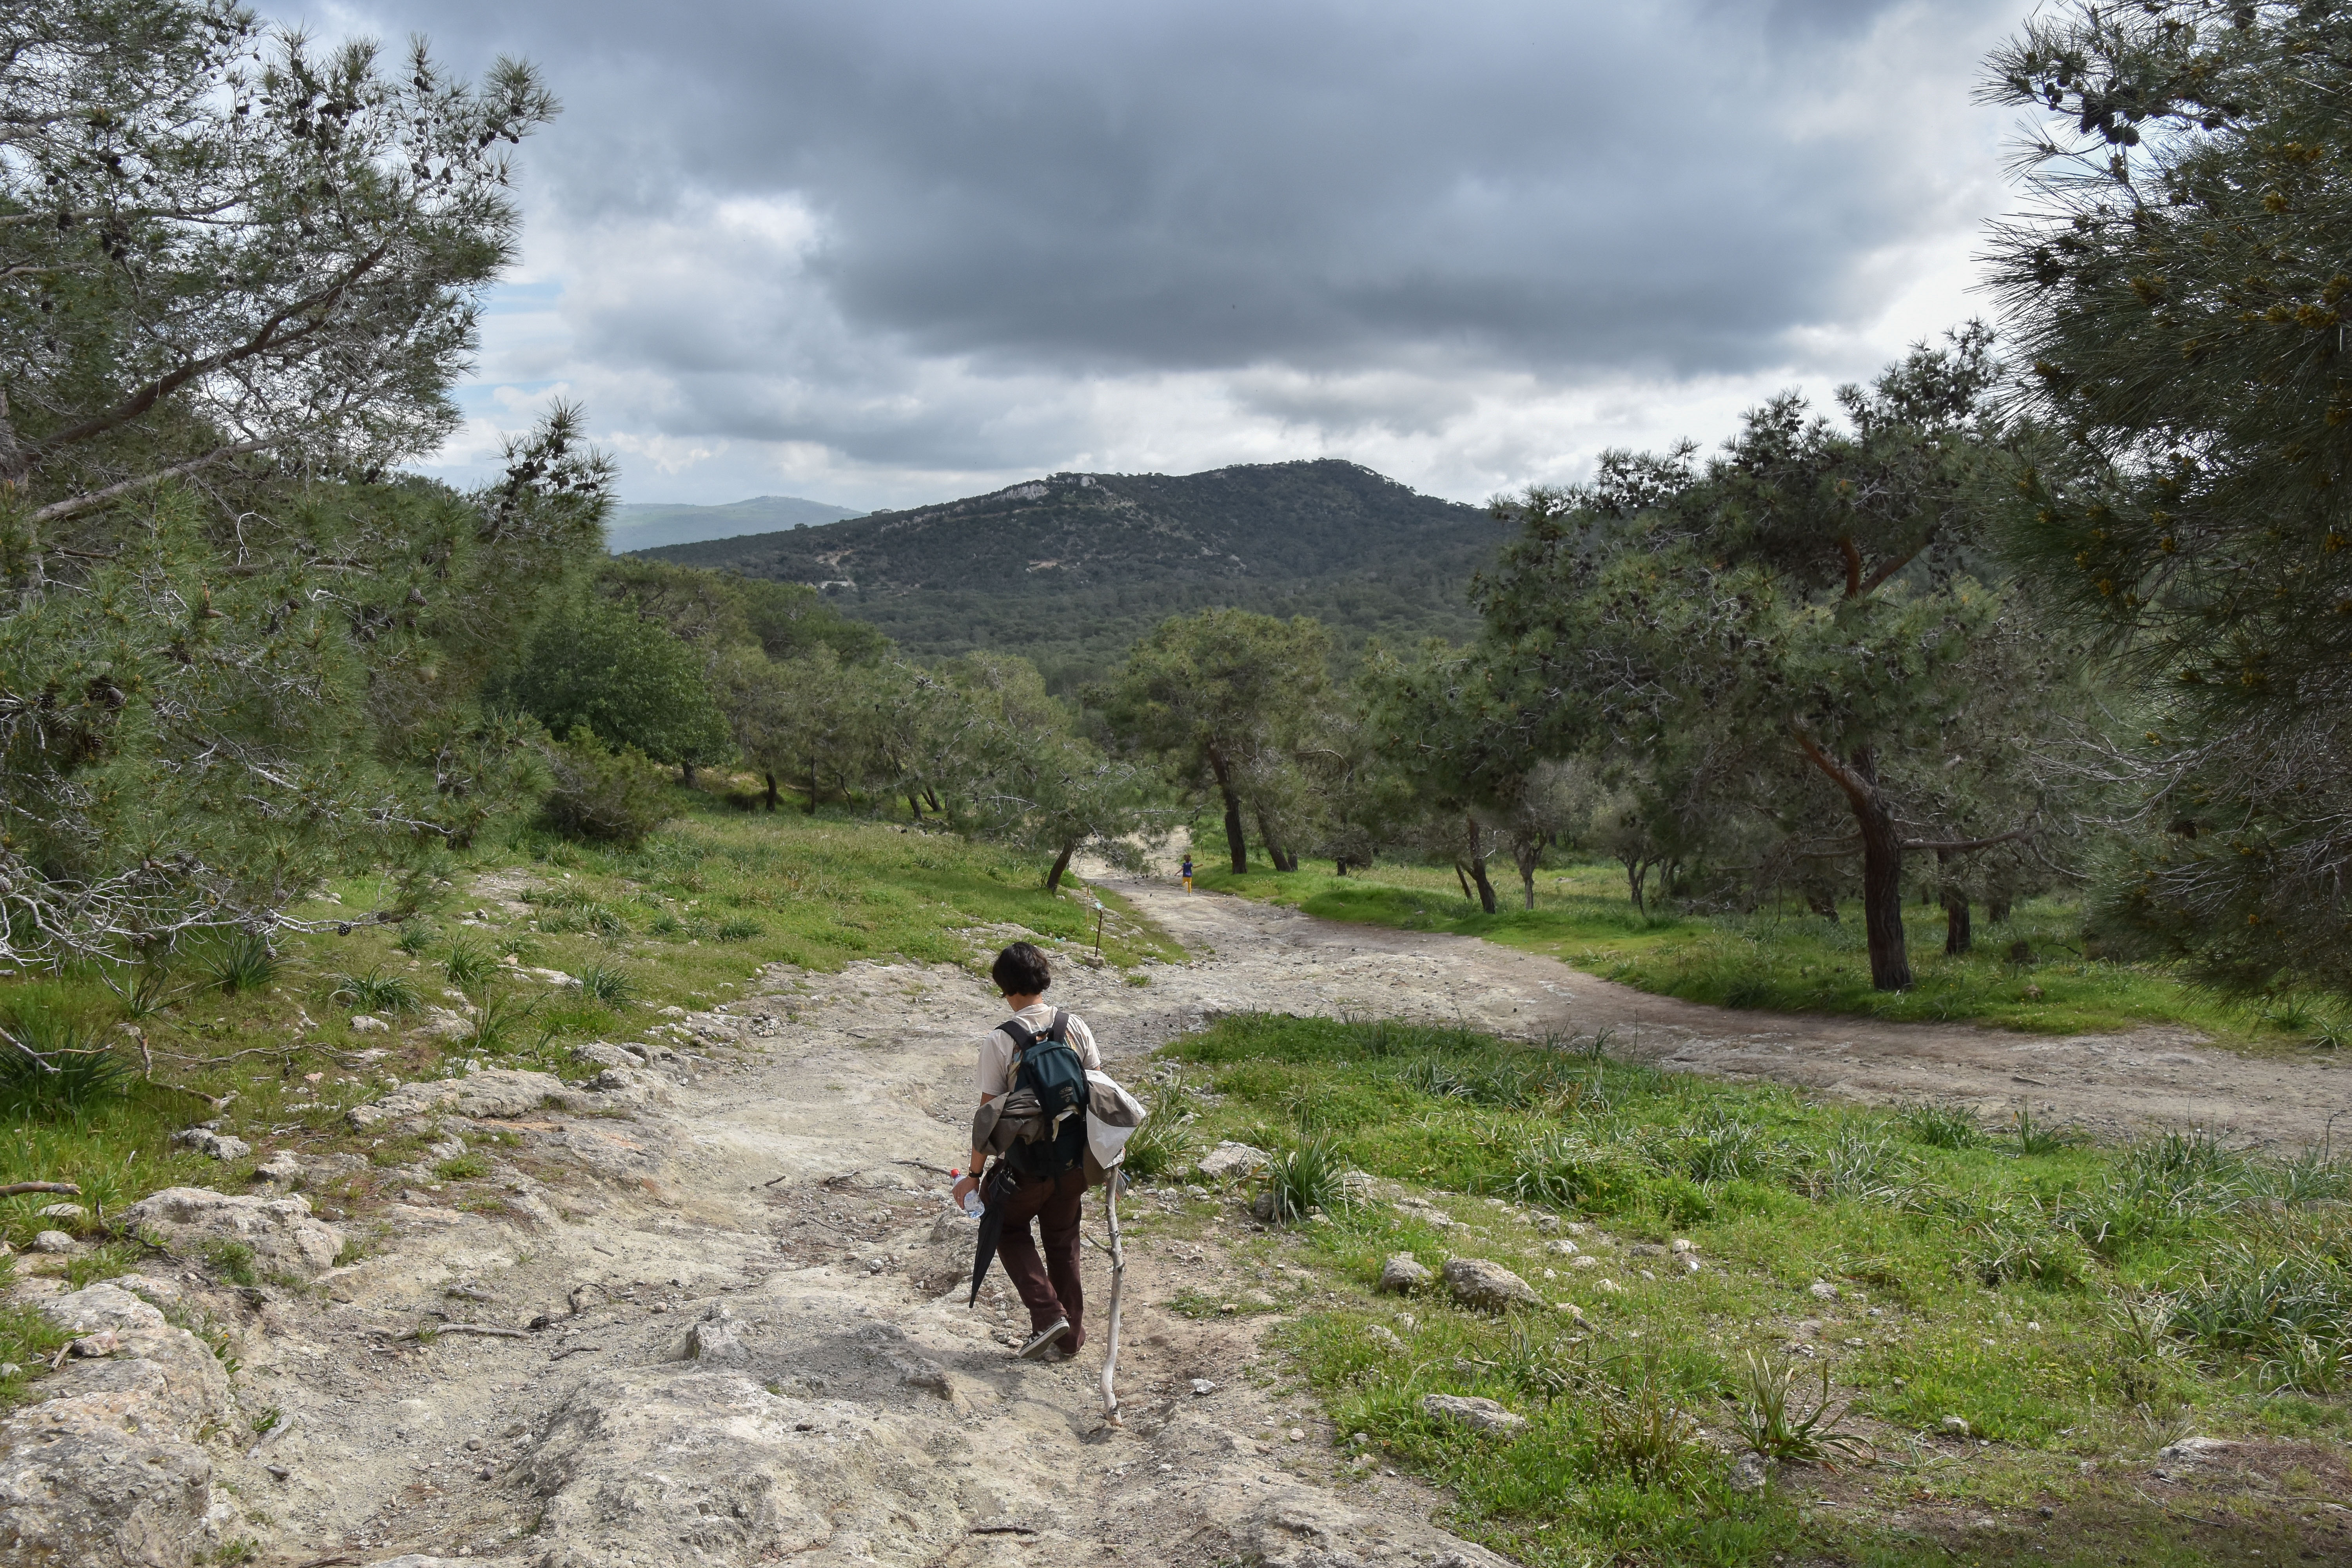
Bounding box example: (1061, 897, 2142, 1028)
(973, 1004, 1100, 1099)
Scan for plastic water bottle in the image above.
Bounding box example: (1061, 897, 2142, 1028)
(949, 1168, 985, 1218)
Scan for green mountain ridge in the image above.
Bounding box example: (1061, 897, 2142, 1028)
(631, 459, 1506, 678)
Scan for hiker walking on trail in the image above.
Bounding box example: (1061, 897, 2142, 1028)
(1181, 853, 1194, 893)
(958, 941, 1101, 1360)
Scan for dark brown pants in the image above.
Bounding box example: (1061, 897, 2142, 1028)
(995, 1166, 1086, 1351)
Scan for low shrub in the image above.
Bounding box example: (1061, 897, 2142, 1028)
(0, 1003, 131, 1117)
(539, 727, 671, 847)
(442, 941, 497, 987)
(1961, 1216, 2091, 1288)
(1591, 1354, 1706, 1485)
(576, 962, 636, 1007)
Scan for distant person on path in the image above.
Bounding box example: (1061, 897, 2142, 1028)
(1181, 854, 1194, 893)
(957, 941, 1101, 1359)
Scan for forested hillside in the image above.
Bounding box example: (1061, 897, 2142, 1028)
(633, 459, 1505, 676)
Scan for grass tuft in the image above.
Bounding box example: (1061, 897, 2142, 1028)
(1260, 1139, 1351, 1223)
(328, 966, 419, 1015)
(200, 931, 278, 995)
(441, 940, 497, 987)
(1896, 1100, 1982, 1149)
(575, 962, 636, 1006)
(1726, 1351, 1872, 1466)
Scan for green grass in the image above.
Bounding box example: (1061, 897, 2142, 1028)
(1131, 1013, 2352, 1566)
(0, 779, 1182, 1402)
(1200, 857, 2316, 1043)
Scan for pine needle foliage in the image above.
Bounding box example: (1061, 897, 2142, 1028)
(1984, 1, 2352, 996)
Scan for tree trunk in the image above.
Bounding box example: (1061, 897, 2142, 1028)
(1853, 759, 1912, 991)
(1939, 849, 1972, 956)
(804, 755, 820, 815)
(1512, 831, 1548, 909)
(906, 789, 922, 822)
(1803, 882, 1838, 922)
(923, 785, 942, 814)
(1464, 815, 1498, 915)
(1046, 840, 1077, 892)
(1252, 805, 1296, 872)
(1335, 858, 1348, 877)
(1987, 896, 2012, 924)
(1207, 748, 1248, 874)
(1623, 857, 1648, 915)
(1455, 862, 1475, 901)
(680, 761, 696, 787)
(1795, 734, 1912, 991)
(762, 771, 779, 812)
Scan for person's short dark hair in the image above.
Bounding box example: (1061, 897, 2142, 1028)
(992, 942, 1052, 997)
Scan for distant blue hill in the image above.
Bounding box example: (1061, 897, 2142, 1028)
(605, 495, 864, 554)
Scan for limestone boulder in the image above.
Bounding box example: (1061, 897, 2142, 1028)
(1441, 1257, 1544, 1312)
(1420, 1393, 1528, 1436)
(1378, 1254, 1431, 1293)
(346, 1067, 568, 1129)
(0, 1284, 232, 1568)
(1198, 1141, 1269, 1181)
(516, 1369, 970, 1564)
(120, 1187, 342, 1281)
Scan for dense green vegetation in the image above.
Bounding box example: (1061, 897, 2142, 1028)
(1133, 1013, 2352, 1565)
(636, 459, 1501, 683)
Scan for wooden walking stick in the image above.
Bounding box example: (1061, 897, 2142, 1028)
(1097, 1166, 1128, 1425)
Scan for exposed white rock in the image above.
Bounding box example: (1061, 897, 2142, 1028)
(120, 1187, 342, 1280)
(1198, 1141, 1269, 1180)
(0, 1284, 232, 1568)
(1420, 1394, 1528, 1435)
(168, 1128, 250, 1161)
(346, 1067, 569, 1128)
(1442, 1257, 1544, 1312)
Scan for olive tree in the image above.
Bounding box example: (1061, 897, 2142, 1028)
(1100, 608, 1328, 873)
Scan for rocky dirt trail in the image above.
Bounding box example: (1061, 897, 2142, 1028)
(1118, 875, 2352, 1150)
(10, 873, 2347, 1568)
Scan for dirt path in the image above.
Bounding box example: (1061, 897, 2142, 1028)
(85, 927, 1530, 1568)
(24, 870, 2351, 1568)
(1107, 874, 2352, 1151)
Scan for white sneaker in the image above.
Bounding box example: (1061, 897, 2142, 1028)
(1016, 1319, 1070, 1360)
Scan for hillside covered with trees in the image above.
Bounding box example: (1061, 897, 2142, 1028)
(634, 459, 1505, 679)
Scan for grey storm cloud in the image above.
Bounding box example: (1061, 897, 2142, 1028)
(319, 0, 2029, 499)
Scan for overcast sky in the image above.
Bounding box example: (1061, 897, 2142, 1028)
(318, 0, 2031, 510)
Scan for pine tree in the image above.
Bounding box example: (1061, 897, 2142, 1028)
(1985, 0, 2352, 994)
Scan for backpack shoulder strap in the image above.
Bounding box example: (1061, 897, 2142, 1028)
(1045, 1009, 1068, 1044)
(999, 1016, 1036, 1074)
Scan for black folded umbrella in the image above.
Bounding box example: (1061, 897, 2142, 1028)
(967, 1161, 1012, 1306)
